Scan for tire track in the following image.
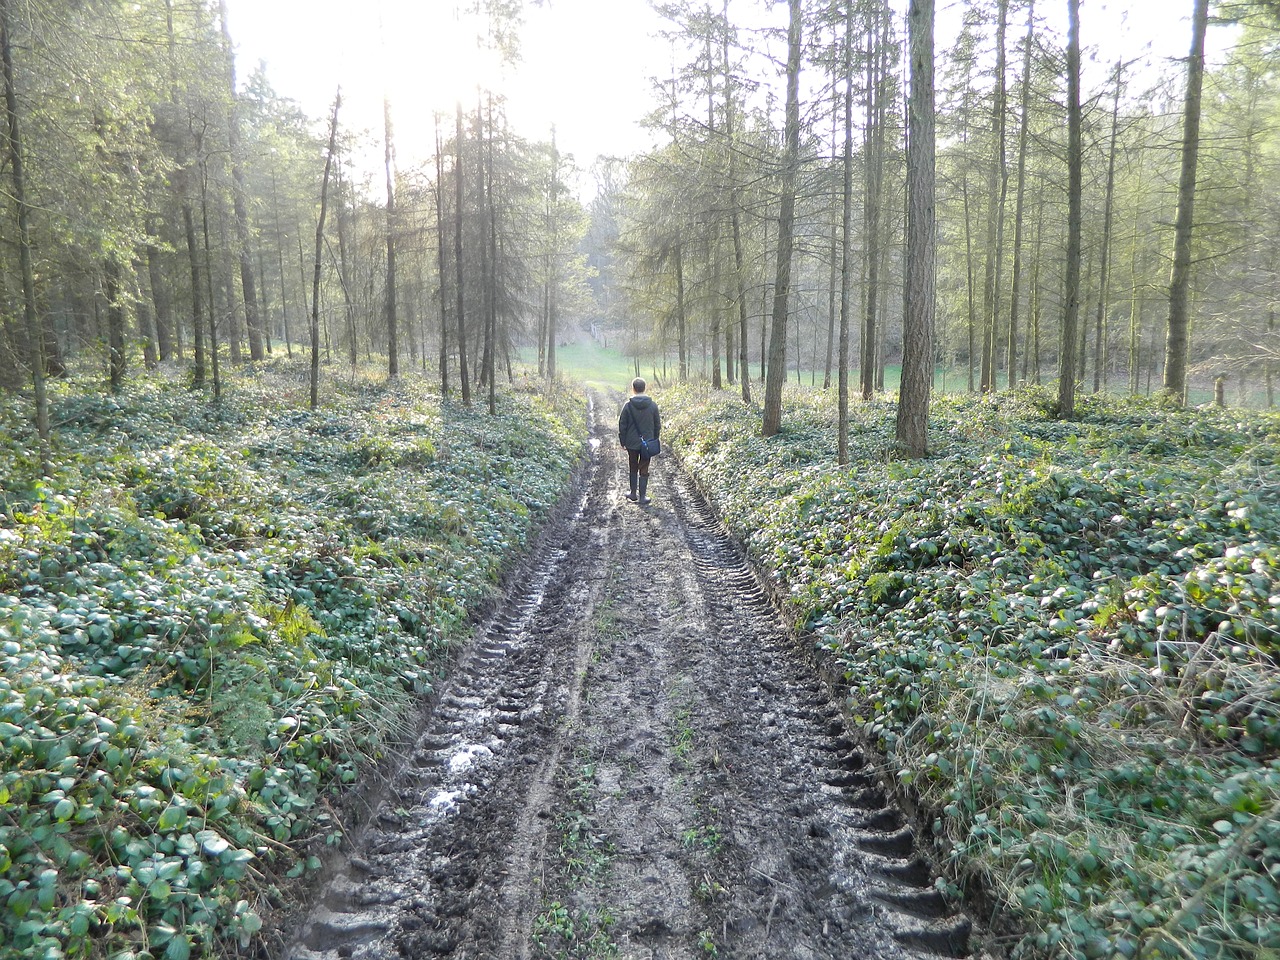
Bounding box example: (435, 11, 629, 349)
(279, 389, 975, 960)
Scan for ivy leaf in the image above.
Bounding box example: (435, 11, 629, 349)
(157, 805, 188, 832)
(165, 934, 192, 960)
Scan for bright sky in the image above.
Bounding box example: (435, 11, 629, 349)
(226, 0, 670, 185)
(226, 0, 1230, 190)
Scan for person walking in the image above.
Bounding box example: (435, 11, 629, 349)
(618, 377, 661, 505)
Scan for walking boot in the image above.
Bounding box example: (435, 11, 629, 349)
(639, 476, 650, 506)
(628, 470, 639, 502)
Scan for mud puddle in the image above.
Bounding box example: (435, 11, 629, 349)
(280, 390, 973, 960)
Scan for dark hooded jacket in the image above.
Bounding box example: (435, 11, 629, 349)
(618, 394, 661, 451)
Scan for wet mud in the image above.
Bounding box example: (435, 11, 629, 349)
(281, 391, 974, 960)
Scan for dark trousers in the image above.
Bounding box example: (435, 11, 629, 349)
(627, 449, 651, 476)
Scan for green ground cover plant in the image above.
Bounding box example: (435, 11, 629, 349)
(0, 362, 584, 959)
(666, 383, 1280, 959)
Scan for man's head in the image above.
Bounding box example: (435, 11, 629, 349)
(631, 377, 647, 395)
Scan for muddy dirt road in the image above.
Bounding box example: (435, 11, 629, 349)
(282, 391, 973, 960)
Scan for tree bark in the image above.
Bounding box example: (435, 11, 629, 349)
(980, 0, 1008, 393)
(384, 94, 399, 378)
(1, 0, 51, 473)
(335, 164, 357, 369)
(485, 96, 498, 415)
(199, 160, 221, 401)
(218, 0, 263, 362)
(861, 6, 884, 402)
(824, 62, 838, 394)
(1093, 59, 1123, 394)
(723, 0, 751, 404)
(897, 0, 936, 457)
(105, 258, 126, 392)
(1006, 0, 1035, 390)
(1057, 0, 1083, 418)
(269, 163, 292, 357)
(545, 130, 560, 383)
(182, 196, 206, 388)
(311, 90, 341, 411)
(962, 180, 977, 392)
(434, 116, 449, 396)
(455, 101, 471, 405)
(837, 0, 855, 465)
(1029, 189, 1045, 384)
(1162, 0, 1209, 403)
(675, 238, 688, 381)
(146, 228, 175, 361)
(761, 0, 802, 438)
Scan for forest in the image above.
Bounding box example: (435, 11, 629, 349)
(0, 0, 1277, 957)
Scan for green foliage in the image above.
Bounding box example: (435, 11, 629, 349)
(668, 383, 1280, 958)
(531, 902, 619, 960)
(0, 366, 583, 957)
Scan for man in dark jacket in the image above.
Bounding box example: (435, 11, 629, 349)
(618, 377, 660, 505)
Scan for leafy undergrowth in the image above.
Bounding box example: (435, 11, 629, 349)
(0, 362, 584, 959)
(667, 383, 1280, 959)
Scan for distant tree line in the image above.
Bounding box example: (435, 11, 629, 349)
(0, 0, 593, 459)
(3, 0, 1278, 464)
(602, 0, 1279, 450)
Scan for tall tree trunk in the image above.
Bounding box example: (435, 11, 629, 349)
(199, 160, 221, 401)
(1267, 299, 1275, 408)
(255, 245, 272, 355)
(980, 0, 1008, 392)
(165, 0, 200, 379)
(1057, 0, 1082, 418)
(384, 95, 399, 377)
(218, 0, 263, 362)
(545, 130, 560, 382)
(760, 217, 771, 383)
(1093, 59, 1123, 394)
(897, 0, 935, 457)
(296, 230, 309, 331)
(675, 238, 688, 381)
(824, 51, 839, 393)
(183, 197, 206, 388)
(762, 0, 802, 438)
(131, 257, 156, 371)
(476, 105, 492, 392)
(1267, 240, 1276, 408)
(724, 0, 751, 404)
(221, 229, 242, 366)
(962, 180, 977, 392)
(269, 164, 292, 357)
(454, 101, 471, 405)
(1028, 189, 1045, 384)
(146, 228, 175, 361)
(134, 260, 158, 370)
(434, 117, 450, 396)
(1, 0, 50, 473)
(311, 90, 341, 411)
(1006, 0, 1035, 389)
(105, 258, 126, 392)
(335, 167, 357, 369)
(837, 0, 854, 464)
(860, 8, 883, 403)
(1163, 0, 1209, 403)
(485, 96, 498, 415)
(712, 231, 723, 389)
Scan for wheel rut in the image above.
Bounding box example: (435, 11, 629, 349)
(280, 389, 974, 960)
